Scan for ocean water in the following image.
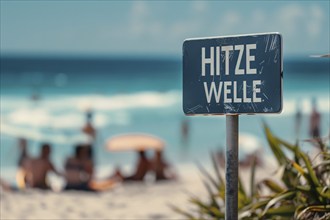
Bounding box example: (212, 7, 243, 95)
(1, 56, 329, 183)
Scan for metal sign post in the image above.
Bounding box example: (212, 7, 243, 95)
(182, 33, 283, 220)
(226, 115, 239, 220)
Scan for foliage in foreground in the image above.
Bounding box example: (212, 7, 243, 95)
(172, 124, 330, 219)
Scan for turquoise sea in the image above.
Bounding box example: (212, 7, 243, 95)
(1, 56, 329, 184)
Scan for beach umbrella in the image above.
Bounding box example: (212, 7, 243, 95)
(105, 133, 165, 152)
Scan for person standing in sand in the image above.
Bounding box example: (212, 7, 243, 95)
(82, 110, 96, 141)
(82, 110, 97, 164)
(294, 101, 302, 140)
(23, 143, 61, 190)
(181, 119, 190, 147)
(309, 98, 321, 139)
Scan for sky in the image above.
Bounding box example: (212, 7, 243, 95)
(1, 1, 329, 57)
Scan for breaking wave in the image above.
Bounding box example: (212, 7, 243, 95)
(0, 90, 181, 131)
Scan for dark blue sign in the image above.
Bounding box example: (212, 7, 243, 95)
(183, 33, 283, 115)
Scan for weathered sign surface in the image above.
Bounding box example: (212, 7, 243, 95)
(183, 33, 283, 115)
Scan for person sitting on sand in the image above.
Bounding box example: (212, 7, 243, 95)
(0, 139, 29, 191)
(93, 150, 151, 188)
(114, 150, 151, 182)
(64, 145, 94, 191)
(151, 150, 176, 181)
(23, 143, 61, 190)
(64, 144, 119, 191)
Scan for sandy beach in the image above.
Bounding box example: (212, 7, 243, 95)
(2, 183, 195, 220)
(0, 165, 274, 220)
(0, 166, 204, 220)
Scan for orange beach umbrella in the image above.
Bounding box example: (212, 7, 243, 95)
(105, 133, 165, 152)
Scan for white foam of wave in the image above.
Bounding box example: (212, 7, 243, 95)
(74, 91, 180, 111)
(0, 90, 328, 132)
(1, 90, 180, 112)
(0, 122, 91, 144)
(0, 91, 180, 135)
(1, 90, 327, 115)
(2, 108, 128, 130)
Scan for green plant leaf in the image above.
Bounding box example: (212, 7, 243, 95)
(296, 185, 311, 192)
(260, 191, 295, 217)
(211, 152, 225, 186)
(196, 161, 218, 190)
(262, 179, 285, 193)
(208, 207, 224, 219)
(317, 186, 330, 199)
(277, 136, 321, 188)
(263, 124, 287, 166)
(238, 174, 248, 203)
(239, 199, 269, 218)
(201, 179, 220, 210)
(250, 156, 257, 198)
(190, 197, 224, 219)
(263, 205, 296, 217)
(169, 205, 197, 220)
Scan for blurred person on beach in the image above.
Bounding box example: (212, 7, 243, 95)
(64, 144, 117, 191)
(16, 138, 30, 189)
(82, 110, 96, 162)
(181, 119, 190, 148)
(87, 150, 151, 190)
(113, 150, 151, 182)
(82, 110, 96, 141)
(294, 101, 303, 140)
(17, 138, 29, 167)
(152, 150, 177, 181)
(64, 145, 94, 191)
(309, 98, 321, 139)
(23, 143, 61, 190)
(0, 138, 30, 191)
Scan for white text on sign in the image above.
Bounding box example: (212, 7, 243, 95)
(201, 44, 262, 104)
